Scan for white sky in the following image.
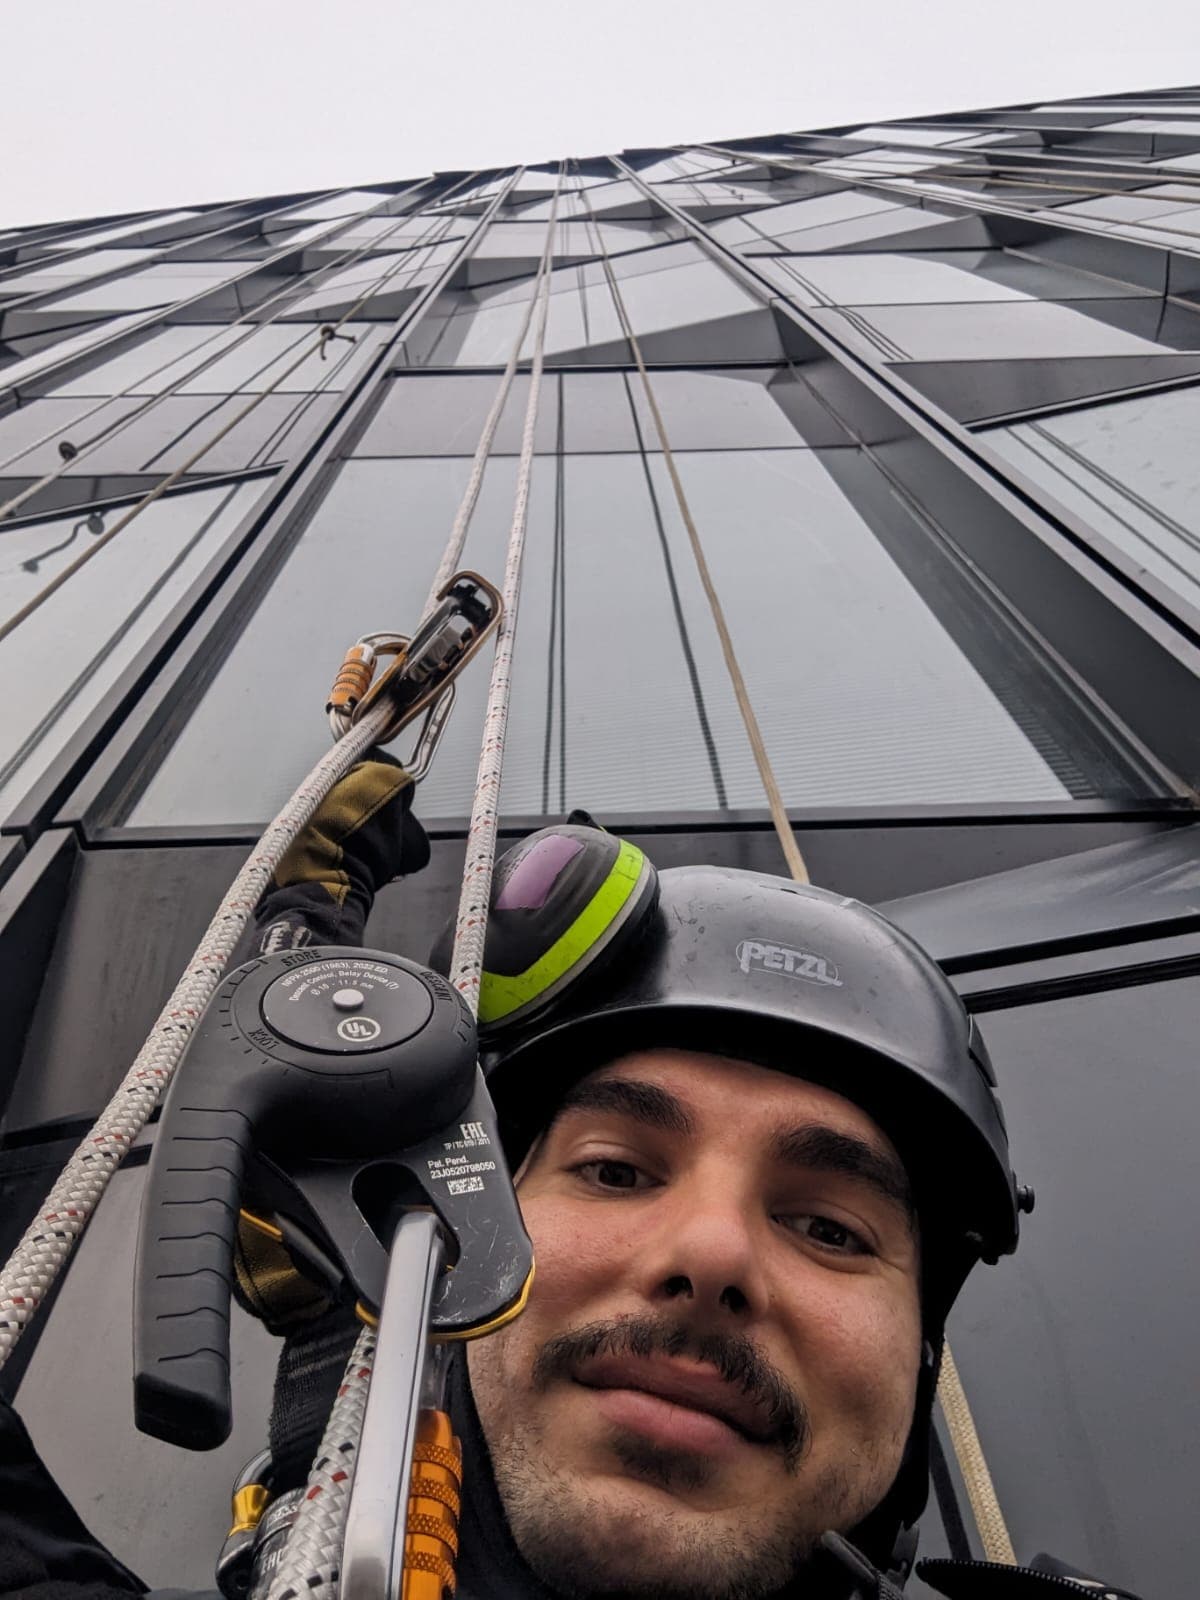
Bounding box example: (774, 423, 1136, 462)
(4, 0, 1200, 230)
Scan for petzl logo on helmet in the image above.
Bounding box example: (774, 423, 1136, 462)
(735, 940, 843, 987)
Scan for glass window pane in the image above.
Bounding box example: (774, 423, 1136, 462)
(844, 124, 970, 145)
(0, 249, 160, 297)
(24, 263, 247, 320)
(277, 242, 459, 319)
(515, 179, 659, 222)
(354, 369, 829, 457)
(1052, 193, 1198, 224)
(354, 374, 560, 455)
(0, 396, 146, 474)
(49, 322, 382, 397)
(805, 300, 1175, 361)
(0, 478, 269, 818)
(756, 251, 1034, 305)
(982, 385, 1200, 614)
(1100, 117, 1200, 136)
(565, 368, 827, 451)
(649, 449, 1101, 806)
(652, 179, 777, 214)
(946, 980, 1198, 1600)
(127, 457, 557, 825)
(126, 442, 1148, 827)
(0, 314, 147, 396)
(730, 191, 908, 241)
(261, 192, 393, 233)
(744, 208, 967, 254)
(418, 248, 780, 366)
(815, 152, 957, 177)
(39, 212, 203, 253)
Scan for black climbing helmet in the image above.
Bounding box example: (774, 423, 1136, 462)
(431, 820, 1029, 1564)
(433, 822, 1025, 1276)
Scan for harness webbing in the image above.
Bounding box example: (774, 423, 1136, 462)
(263, 166, 566, 1600)
(585, 161, 1016, 1568)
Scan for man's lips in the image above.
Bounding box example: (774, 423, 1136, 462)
(574, 1353, 774, 1444)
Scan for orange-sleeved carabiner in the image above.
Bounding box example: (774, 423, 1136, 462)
(326, 642, 378, 720)
(402, 1408, 463, 1599)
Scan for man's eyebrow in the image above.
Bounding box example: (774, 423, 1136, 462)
(552, 1077, 695, 1136)
(769, 1124, 914, 1220)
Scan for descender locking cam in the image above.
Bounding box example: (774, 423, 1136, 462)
(326, 571, 502, 763)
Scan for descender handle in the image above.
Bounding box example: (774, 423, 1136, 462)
(134, 949, 482, 1450)
(134, 1095, 259, 1449)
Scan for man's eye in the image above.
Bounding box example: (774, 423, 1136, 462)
(574, 1159, 648, 1190)
(782, 1214, 871, 1255)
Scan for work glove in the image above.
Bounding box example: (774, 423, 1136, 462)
(229, 750, 430, 1332)
(232, 749, 431, 965)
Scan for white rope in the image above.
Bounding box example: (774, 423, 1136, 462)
(447, 172, 562, 1011)
(422, 228, 557, 611)
(265, 169, 564, 1600)
(0, 704, 388, 1366)
(266, 1327, 377, 1600)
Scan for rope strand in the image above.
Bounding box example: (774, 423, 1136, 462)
(576, 167, 809, 883)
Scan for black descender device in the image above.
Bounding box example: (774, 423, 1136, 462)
(133, 946, 532, 1451)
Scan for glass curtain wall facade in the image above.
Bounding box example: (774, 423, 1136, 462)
(2, 87, 1200, 1597)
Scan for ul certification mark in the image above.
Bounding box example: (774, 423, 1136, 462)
(337, 1015, 381, 1044)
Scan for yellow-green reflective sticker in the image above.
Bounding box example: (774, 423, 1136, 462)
(479, 839, 645, 1025)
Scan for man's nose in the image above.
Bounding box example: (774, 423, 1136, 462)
(638, 1172, 769, 1319)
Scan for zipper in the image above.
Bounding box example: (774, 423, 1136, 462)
(918, 1557, 1133, 1597)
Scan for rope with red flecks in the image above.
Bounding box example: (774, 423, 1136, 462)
(0, 706, 387, 1368)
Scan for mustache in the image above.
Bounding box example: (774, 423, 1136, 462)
(531, 1314, 810, 1469)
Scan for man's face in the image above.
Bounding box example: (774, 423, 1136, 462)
(467, 1049, 922, 1600)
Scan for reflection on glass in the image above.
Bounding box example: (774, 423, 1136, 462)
(0, 249, 160, 297)
(126, 442, 1146, 828)
(732, 191, 908, 241)
(0, 315, 147, 397)
(805, 299, 1176, 362)
(0, 392, 332, 481)
(984, 385, 1200, 615)
(354, 375, 560, 456)
(22, 263, 245, 322)
(128, 458, 558, 825)
(420, 248, 777, 366)
(278, 242, 458, 320)
(0, 478, 269, 818)
(644, 449, 1087, 806)
(50, 322, 380, 398)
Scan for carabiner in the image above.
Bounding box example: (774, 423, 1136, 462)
(324, 571, 502, 755)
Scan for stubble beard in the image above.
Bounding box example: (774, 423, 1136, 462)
(469, 1318, 883, 1600)
(485, 1410, 859, 1600)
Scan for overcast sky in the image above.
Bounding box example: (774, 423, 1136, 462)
(5, 0, 1200, 230)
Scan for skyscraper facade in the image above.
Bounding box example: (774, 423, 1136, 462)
(2, 86, 1198, 1596)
